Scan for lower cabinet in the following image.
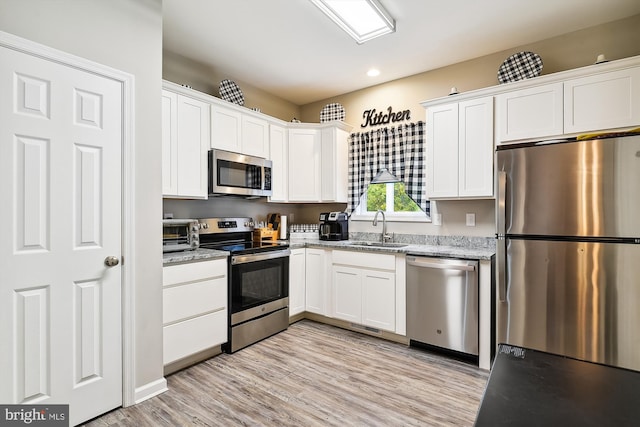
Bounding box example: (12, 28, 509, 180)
(332, 250, 397, 333)
(305, 248, 330, 315)
(286, 247, 406, 336)
(288, 248, 306, 316)
(162, 258, 228, 367)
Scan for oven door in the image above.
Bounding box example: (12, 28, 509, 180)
(229, 249, 290, 324)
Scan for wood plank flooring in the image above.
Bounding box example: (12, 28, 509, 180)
(85, 320, 489, 426)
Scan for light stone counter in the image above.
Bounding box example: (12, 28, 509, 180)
(164, 234, 496, 265)
(287, 236, 495, 260)
(163, 248, 229, 265)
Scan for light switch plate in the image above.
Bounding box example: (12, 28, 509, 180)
(466, 213, 476, 226)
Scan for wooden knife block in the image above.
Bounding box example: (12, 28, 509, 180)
(253, 227, 278, 242)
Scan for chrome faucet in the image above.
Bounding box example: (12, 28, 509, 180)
(372, 210, 392, 244)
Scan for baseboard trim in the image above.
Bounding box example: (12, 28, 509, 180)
(303, 312, 409, 345)
(133, 377, 168, 405)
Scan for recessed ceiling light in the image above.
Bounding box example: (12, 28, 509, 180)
(367, 68, 380, 77)
(310, 0, 396, 44)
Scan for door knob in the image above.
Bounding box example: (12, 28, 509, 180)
(104, 256, 120, 267)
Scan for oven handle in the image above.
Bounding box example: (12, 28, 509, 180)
(231, 249, 291, 265)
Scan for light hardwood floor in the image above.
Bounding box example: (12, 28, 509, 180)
(85, 320, 489, 426)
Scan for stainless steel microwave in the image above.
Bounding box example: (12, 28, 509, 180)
(208, 149, 272, 197)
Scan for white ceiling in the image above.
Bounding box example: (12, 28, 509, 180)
(163, 0, 640, 105)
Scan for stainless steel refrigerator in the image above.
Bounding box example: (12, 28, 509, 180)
(496, 134, 640, 372)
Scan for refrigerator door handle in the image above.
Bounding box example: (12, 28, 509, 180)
(497, 237, 507, 302)
(497, 170, 506, 236)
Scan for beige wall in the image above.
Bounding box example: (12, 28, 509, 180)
(300, 14, 640, 127)
(0, 0, 165, 395)
(163, 50, 301, 122)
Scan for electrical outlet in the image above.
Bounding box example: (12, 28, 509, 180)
(466, 213, 476, 226)
(433, 213, 442, 226)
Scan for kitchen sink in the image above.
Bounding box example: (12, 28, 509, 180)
(346, 241, 408, 248)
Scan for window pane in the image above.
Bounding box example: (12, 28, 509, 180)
(366, 183, 386, 212)
(394, 182, 421, 212)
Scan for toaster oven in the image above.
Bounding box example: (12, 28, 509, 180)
(162, 219, 200, 253)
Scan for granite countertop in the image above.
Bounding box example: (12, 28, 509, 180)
(163, 236, 496, 266)
(288, 237, 495, 260)
(163, 248, 229, 265)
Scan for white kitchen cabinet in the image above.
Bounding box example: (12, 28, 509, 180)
(211, 103, 242, 152)
(288, 128, 322, 202)
(287, 124, 350, 203)
(241, 115, 269, 158)
(495, 83, 563, 143)
(331, 250, 397, 333)
(564, 67, 640, 134)
(305, 248, 329, 315)
(362, 269, 396, 331)
(333, 265, 362, 323)
(289, 248, 306, 317)
(426, 96, 494, 199)
(211, 103, 269, 158)
(162, 89, 210, 199)
(162, 259, 227, 366)
(161, 90, 178, 196)
(269, 123, 288, 202)
(320, 126, 349, 202)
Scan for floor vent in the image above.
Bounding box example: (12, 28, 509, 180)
(350, 323, 381, 335)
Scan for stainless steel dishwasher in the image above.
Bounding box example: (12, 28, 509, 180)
(406, 256, 479, 356)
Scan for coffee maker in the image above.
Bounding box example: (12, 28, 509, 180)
(319, 212, 349, 241)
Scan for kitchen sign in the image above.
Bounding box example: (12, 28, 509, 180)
(361, 106, 411, 128)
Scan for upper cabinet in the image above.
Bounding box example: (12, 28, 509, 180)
(211, 103, 269, 158)
(495, 83, 563, 142)
(493, 57, 640, 143)
(210, 104, 241, 152)
(268, 123, 288, 202)
(422, 55, 640, 201)
(162, 89, 210, 199)
(161, 81, 353, 203)
(321, 126, 349, 203)
(287, 123, 351, 203)
(288, 127, 321, 202)
(426, 96, 494, 199)
(564, 67, 640, 134)
(241, 115, 269, 158)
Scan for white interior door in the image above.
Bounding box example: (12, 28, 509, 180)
(0, 43, 123, 425)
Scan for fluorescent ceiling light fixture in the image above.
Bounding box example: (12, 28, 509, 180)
(310, 0, 395, 44)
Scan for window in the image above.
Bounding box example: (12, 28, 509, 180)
(353, 181, 427, 221)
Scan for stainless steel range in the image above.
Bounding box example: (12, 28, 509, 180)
(198, 217, 290, 353)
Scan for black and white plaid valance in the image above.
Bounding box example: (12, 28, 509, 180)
(347, 121, 429, 215)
